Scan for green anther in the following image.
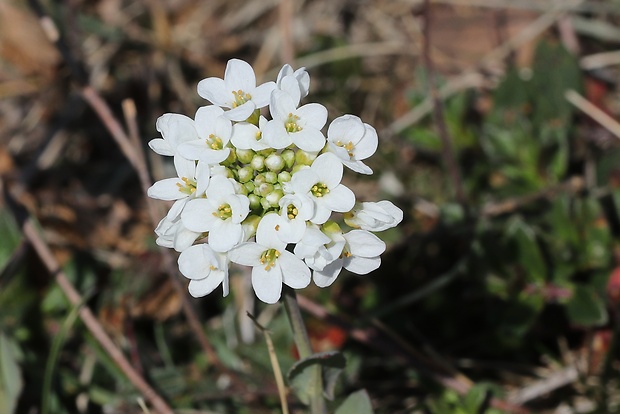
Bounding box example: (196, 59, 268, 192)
(285, 113, 302, 133)
(232, 89, 252, 108)
(207, 133, 224, 150)
(259, 248, 280, 271)
(311, 182, 330, 198)
(213, 203, 233, 220)
(287, 204, 299, 220)
(176, 177, 197, 195)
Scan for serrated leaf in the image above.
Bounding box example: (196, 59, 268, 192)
(335, 389, 374, 414)
(287, 351, 346, 403)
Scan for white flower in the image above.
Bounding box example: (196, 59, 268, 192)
(294, 223, 345, 272)
(177, 106, 232, 165)
(288, 152, 356, 224)
(230, 115, 270, 151)
(154, 215, 201, 252)
(262, 90, 327, 152)
(148, 113, 200, 165)
(197, 59, 276, 122)
(274, 193, 315, 243)
(344, 200, 403, 231)
(326, 115, 378, 175)
(276, 64, 310, 107)
(181, 175, 250, 252)
(178, 244, 230, 297)
(229, 213, 311, 304)
(147, 154, 209, 203)
(313, 229, 386, 288)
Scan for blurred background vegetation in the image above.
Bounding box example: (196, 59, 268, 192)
(2, 0, 620, 413)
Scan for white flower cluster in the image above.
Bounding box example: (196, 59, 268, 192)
(148, 59, 403, 304)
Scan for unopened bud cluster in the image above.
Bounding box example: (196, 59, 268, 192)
(147, 59, 402, 303)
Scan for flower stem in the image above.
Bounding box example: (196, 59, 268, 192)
(282, 286, 327, 414)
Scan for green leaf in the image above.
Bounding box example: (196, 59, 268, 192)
(335, 389, 374, 414)
(566, 285, 608, 327)
(287, 351, 346, 403)
(0, 332, 23, 414)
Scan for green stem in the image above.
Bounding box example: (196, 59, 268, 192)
(282, 286, 327, 414)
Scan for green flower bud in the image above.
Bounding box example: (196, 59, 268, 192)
(322, 220, 342, 235)
(257, 183, 274, 197)
(237, 166, 254, 183)
(277, 171, 291, 183)
(265, 153, 285, 172)
(236, 149, 255, 164)
(265, 189, 284, 207)
(251, 154, 265, 171)
(260, 197, 272, 211)
(244, 183, 255, 194)
(242, 214, 261, 239)
(295, 150, 317, 166)
(248, 194, 261, 211)
(281, 149, 295, 168)
(246, 109, 261, 126)
(264, 171, 278, 184)
(222, 148, 237, 165)
(254, 173, 266, 185)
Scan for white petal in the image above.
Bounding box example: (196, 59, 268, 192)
(279, 250, 311, 289)
(297, 103, 328, 130)
(292, 127, 326, 152)
(167, 198, 188, 220)
(148, 138, 173, 156)
(224, 59, 256, 93)
(290, 168, 318, 194)
(208, 220, 244, 252)
(147, 178, 186, 201)
(327, 115, 365, 144)
(344, 230, 386, 257)
(323, 184, 356, 213)
(256, 213, 287, 250)
(279, 75, 301, 106)
(262, 119, 292, 150)
(156, 113, 198, 149)
(312, 259, 343, 288)
(206, 175, 235, 199)
(223, 101, 256, 122)
(229, 242, 264, 266)
(344, 256, 381, 275)
(178, 244, 216, 280)
(188, 273, 225, 297)
(354, 124, 379, 160)
(252, 81, 277, 108)
(231, 122, 260, 150)
(174, 153, 196, 179)
(226, 194, 250, 224)
(195, 105, 225, 139)
(310, 204, 332, 225)
(312, 153, 342, 189)
(181, 199, 216, 232)
(173, 226, 201, 252)
(252, 265, 283, 304)
(342, 159, 373, 175)
(197, 78, 230, 107)
(270, 90, 297, 121)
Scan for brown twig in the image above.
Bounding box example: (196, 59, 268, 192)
(421, 0, 467, 209)
(0, 181, 173, 414)
(279, 0, 295, 65)
(29, 0, 225, 375)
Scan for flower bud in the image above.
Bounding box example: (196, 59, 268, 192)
(276, 172, 290, 184)
(244, 181, 255, 193)
(281, 149, 295, 168)
(265, 189, 284, 207)
(264, 171, 278, 184)
(254, 173, 266, 185)
(222, 149, 237, 165)
(236, 149, 255, 164)
(265, 153, 285, 172)
(248, 194, 261, 211)
(250, 154, 265, 171)
(242, 214, 261, 239)
(237, 166, 254, 183)
(260, 197, 272, 211)
(257, 183, 274, 197)
(295, 150, 317, 166)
